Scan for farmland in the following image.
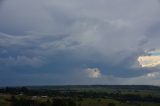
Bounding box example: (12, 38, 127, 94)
(0, 85, 160, 106)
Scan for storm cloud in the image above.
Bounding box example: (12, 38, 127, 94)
(0, 0, 160, 86)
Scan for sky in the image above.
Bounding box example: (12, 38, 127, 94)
(0, 0, 160, 86)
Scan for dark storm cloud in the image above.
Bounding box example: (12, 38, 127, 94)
(146, 22, 160, 38)
(0, 0, 4, 6)
(0, 0, 160, 86)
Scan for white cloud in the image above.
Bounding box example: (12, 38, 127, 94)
(138, 56, 160, 68)
(84, 68, 101, 78)
(138, 49, 160, 68)
(147, 72, 159, 78)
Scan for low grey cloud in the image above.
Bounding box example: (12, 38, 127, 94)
(0, 56, 43, 67)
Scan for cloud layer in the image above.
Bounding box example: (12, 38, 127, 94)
(0, 0, 160, 86)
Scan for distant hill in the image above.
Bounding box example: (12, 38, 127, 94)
(25, 85, 160, 91)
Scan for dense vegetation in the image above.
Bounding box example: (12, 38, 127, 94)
(0, 85, 160, 106)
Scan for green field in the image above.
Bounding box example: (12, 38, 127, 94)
(0, 85, 160, 106)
